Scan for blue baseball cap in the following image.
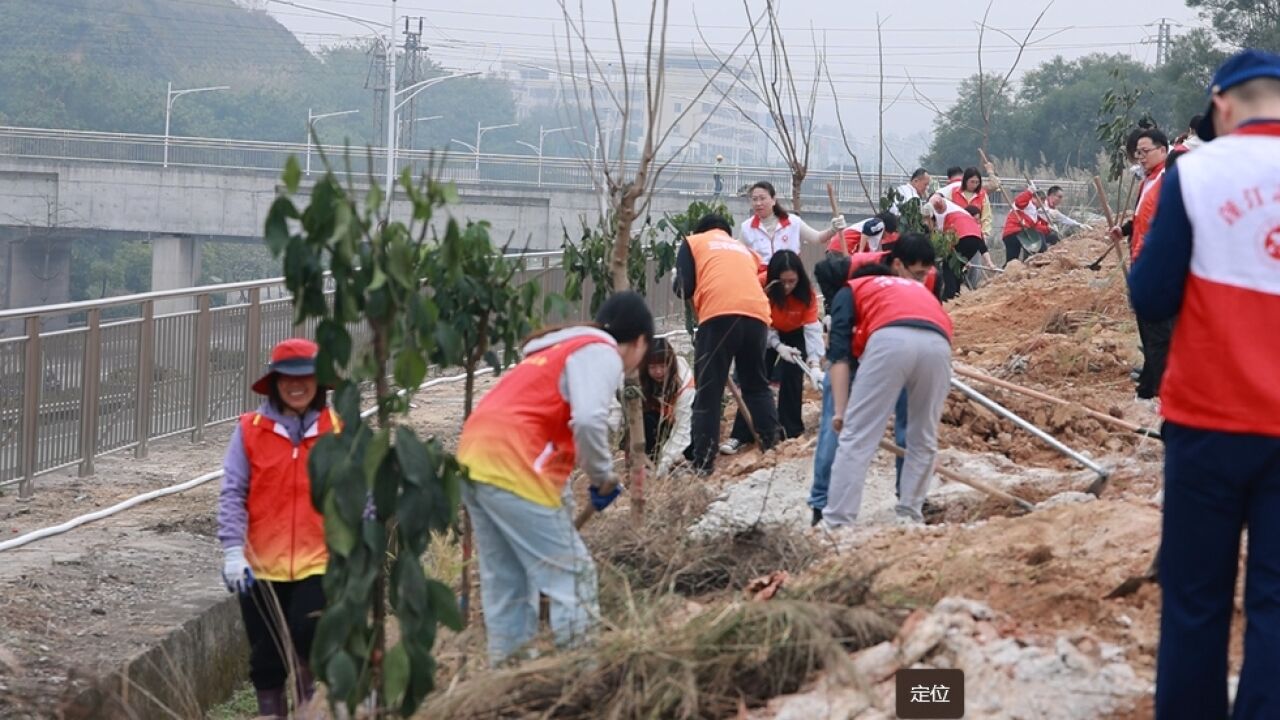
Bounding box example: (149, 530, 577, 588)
(1197, 49, 1280, 142)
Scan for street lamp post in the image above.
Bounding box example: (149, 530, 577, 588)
(164, 82, 229, 168)
(515, 125, 575, 186)
(473, 121, 518, 173)
(306, 108, 359, 176)
(398, 114, 443, 150)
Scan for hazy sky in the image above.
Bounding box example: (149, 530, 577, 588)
(266, 0, 1207, 137)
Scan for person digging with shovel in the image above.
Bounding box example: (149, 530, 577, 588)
(819, 255, 954, 530)
(723, 249, 824, 449)
(217, 338, 337, 718)
(455, 291, 654, 667)
(809, 234, 943, 527)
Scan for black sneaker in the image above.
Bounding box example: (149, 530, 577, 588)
(811, 507, 823, 527)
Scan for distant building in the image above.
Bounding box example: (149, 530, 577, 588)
(502, 52, 775, 167)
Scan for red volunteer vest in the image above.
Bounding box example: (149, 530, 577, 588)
(848, 276, 953, 358)
(1160, 122, 1280, 435)
(1130, 162, 1166, 263)
(1002, 189, 1042, 237)
(847, 251, 938, 295)
(943, 208, 983, 240)
(951, 186, 987, 212)
(241, 407, 340, 582)
(456, 334, 614, 507)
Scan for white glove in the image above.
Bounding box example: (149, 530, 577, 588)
(822, 315, 832, 332)
(808, 362, 824, 391)
(831, 216, 847, 232)
(776, 345, 803, 365)
(222, 546, 255, 594)
(1128, 164, 1145, 181)
(1027, 181, 1038, 192)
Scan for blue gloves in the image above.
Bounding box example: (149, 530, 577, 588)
(222, 546, 255, 594)
(589, 483, 621, 512)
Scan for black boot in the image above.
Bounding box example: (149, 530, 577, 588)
(256, 687, 287, 719)
(811, 507, 823, 527)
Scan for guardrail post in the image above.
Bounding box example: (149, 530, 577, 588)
(190, 294, 212, 442)
(78, 308, 103, 477)
(18, 316, 40, 500)
(244, 287, 262, 413)
(135, 301, 155, 459)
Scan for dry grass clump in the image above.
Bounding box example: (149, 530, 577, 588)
(582, 478, 822, 605)
(421, 598, 896, 719)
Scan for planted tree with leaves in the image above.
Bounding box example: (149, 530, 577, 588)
(420, 220, 552, 628)
(264, 157, 468, 717)
(1096, 68, 1149, 219)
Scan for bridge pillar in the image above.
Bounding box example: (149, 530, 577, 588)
(0, 229, 71, 332)
(151, 235, 202, 316)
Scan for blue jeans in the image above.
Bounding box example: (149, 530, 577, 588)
(809, 372, 908, 510)
(463, 481, 599, 667)
(1156, 422, 1280, 719)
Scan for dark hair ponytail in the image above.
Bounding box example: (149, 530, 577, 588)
(749, 181, 789, 220)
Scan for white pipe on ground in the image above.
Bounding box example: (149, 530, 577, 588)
(0, 327, 691, 553)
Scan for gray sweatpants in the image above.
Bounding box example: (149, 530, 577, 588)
(825, 326, 952, 526)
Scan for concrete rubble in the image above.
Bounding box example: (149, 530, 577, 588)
(752, 596, 1150, 719)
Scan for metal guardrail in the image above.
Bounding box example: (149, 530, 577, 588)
(0, 247, 713, 499)
(0, 125, 1093, 206)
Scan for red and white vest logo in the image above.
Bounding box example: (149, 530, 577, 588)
(1265, 225, 1280, 261)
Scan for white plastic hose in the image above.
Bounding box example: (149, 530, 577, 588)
(0, 366, 496, 553)
(0, 327, 687, 553)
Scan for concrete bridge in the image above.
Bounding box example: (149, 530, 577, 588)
(0, 126, 1091, 316)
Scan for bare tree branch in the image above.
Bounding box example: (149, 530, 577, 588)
(697, 0, 823, 211)
(822, 53, 875, 210)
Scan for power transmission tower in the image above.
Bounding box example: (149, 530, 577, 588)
(399, 18, 428, 150)
(367, 42, 389, 150)
(1156, 18, 1172, 67)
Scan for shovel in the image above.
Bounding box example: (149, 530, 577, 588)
(1105, 549, 1159, 599)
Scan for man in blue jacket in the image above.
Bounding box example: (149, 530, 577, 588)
(1130, 49, 1280, 719)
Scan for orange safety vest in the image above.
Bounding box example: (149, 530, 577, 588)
(457, 334, 614, 508)
(241, 407, 340, 582)
(770, 292, 819, 333)
(686, 230, 771, 325)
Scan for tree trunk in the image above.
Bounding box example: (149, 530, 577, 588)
(368, 319, 391, 716)
(791, 166, 806, 215)
(611, 196, 647, 521)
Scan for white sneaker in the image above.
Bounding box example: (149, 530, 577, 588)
(720, 438, 745, 455)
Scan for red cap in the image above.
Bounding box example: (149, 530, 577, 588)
(251, 338, 319, 395)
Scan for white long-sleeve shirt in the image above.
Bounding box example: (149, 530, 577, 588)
(654, 356, 695, 476)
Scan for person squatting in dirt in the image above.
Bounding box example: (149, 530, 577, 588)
(1112, 126, 1174, 402)
(638, 337, 695, 476)
(737, 180, 846, 267)
(1131, 48, 1280, 719)
(722, 250, 824, 452)
(809, 235, 944, 527)
(217, 338, 336, 718)
(675, 213, 782, 475)
(454, 291, 654, 666)
(1000, 182, 1055, 267)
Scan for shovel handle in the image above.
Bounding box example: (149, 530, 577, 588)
(826, 183, 848, 256)
(879, 439, 1035, 512)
